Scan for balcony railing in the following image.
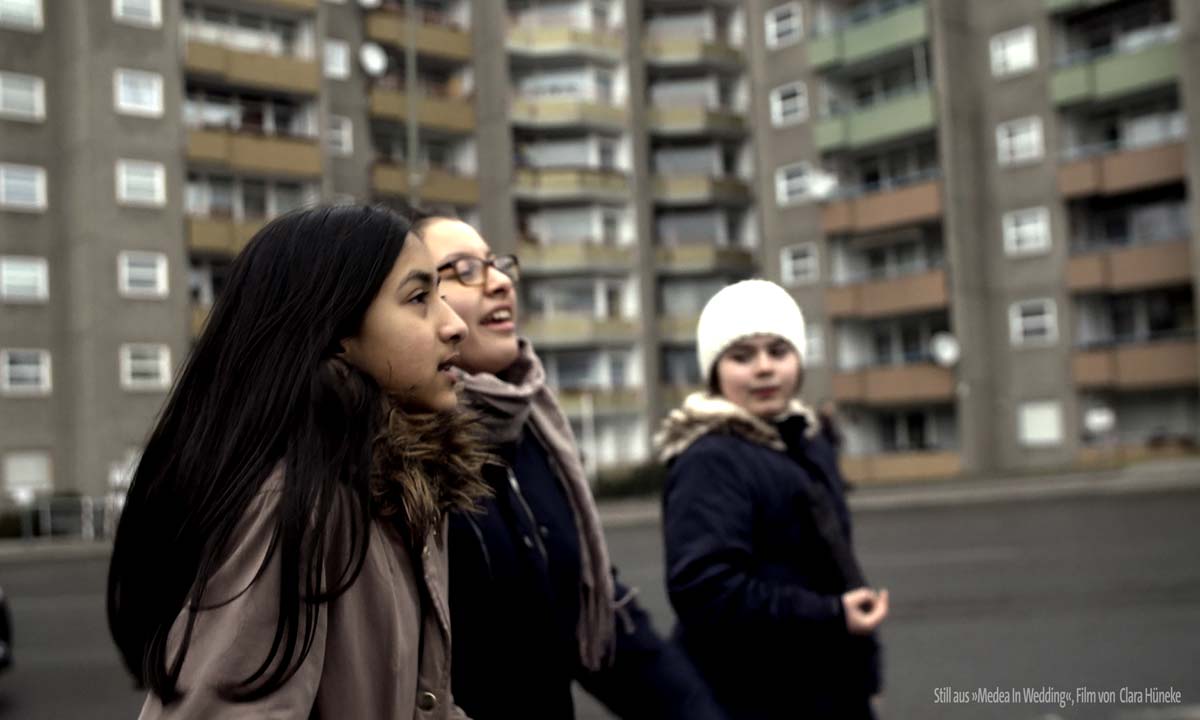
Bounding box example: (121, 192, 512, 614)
(827, 168, 941, 202)
(813, 0, 924, 36)
(182, 21, 311, 60)
(833, 257, 945, 286)
(821, 81, 932, 119)
(1055, 23, 1179, 68)
(1062, 115, 1186, 161)
(1076, 327, 1196, 352)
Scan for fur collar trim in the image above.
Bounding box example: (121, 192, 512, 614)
(654, 392, 820, 464)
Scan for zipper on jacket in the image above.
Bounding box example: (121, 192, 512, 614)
(507, 466, 549, 561)
(463, 514, 494, 581)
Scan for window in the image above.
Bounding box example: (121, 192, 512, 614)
(770, 82, 807, 126)
(1009, 298, 1058, 346)
(118, 251, 168, 298)
(327, 115, 353, 156)
(775, 162, 816, 205)
(0, 71, 45, 121)
(780, 242, 818, 286)
(0, 256, 48, 301)
(0, 0, 42, 30)
(115, 159, 166, 206)
(805, 324, 825, 366)
(1002, 207, 1051, 256)
(112, 0, 161, 27)
(0, 163, 46, 210)
(120, 343, 172, 390)
(990, 26, 1037, 78)
(996, 116, 1043, 166)
(3, 451, 51, 505)
(1018, 400, 1063, 447)
(765, 2, 802, 49)
(114, 69, 164, 117)
(324, 39, 350, 80)
(1, 348, 51, 394)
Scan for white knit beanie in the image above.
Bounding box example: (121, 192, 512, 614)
(696, 279, 807, 384)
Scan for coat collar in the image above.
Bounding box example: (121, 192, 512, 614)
(654, 392, 820, 464)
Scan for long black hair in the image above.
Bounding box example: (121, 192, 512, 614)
(107, 205, 412, 703)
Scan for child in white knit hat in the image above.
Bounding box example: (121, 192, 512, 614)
(655, 278, 888, 720)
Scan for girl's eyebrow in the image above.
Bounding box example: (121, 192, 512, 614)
(395, 269, 434, 298)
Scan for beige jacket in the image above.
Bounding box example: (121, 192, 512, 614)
(139, 477, 468, 720)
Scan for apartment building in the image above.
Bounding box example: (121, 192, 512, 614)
(2, 0, 1199, 501)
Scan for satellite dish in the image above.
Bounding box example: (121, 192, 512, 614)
(1084, 407, 1116, 435)
(359, 43, 388, 77)
(358, 0, 382, 8)
(809, 169, 839, 200)
(930, 332, 961, 367)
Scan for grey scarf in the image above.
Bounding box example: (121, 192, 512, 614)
(458, 339, 616, 670)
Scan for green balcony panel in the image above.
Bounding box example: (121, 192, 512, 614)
(816, 89, 935, 152)
(808, 1, 928, 70)
(1051, 40, 1179, 106)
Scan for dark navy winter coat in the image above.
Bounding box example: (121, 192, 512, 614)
(448, 423, 726, 720)
(663, 415, 881, 719)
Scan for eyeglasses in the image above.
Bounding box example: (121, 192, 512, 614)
(437, 255, 520, 286)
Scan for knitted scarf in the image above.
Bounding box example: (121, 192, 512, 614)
(458, 339, 616, 670)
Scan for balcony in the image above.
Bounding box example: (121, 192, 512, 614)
(658, 315, 701, 344)
(642, 37, 742, 70)
(1076, 442, 1198, 469)
(190, 304, 210, 339)
(1046, 0, 1120, 12)
(822, 177, 942, 235)
(648, 106, 746, 137)
(557, 388, 644, 416)
(655, 245, 754, 275)
(509, 97, 625, 131)
(186, 128, 322, 177)
(1051, 32, 1179, 107)
(839, 450, 961, 485)
(369, 87, 476, 134)
(366, 10, 472, 62)
(507, 25, 622, 61)
(808, 0, 928, 70)
(513, 168, 629, 202)
(653, 175, 751, 206)
(517, 242, 636, 275)
(661, 385, 703, 411)
(183, 40, 319, 95)
(826, 268, 949, 319)
(1073, 337, 1199, 390)
(815, 87, 936, 152)
(187, 216, 265, 257)
(1058, 140, 1186, 199)
(1066, 239, 1192, 294)
(832, 362, 955, 406)
(522, 313, 640, 347)
(256, 0, 318, 10)
(371, 164, 480, 206)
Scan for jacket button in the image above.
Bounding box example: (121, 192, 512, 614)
(417, 691, 438, 711)
(523, 535, 535, 549)
(539, 525, 549, 538)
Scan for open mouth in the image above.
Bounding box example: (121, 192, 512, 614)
(438, 354, 460, 374)
(481, 307, 514, 327)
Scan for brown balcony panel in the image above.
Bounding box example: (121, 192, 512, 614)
(187, 130, 322, 177)
(1059, 142, 1186, 199)
(657, 315, 701, 344)
(1066, 254, 1106, 292)
(261, 0, 318, 10)
(558, 389, 643, 416)
(191, 305, 210, 339)
(831, 372, 866, 403)
(862, 269, 948, 318)
(1114, 339, 1198, 389)
(862, 364, 955, 405)
(1068, 240, 1192, 293)
(188, 217, 264, 256)
(372, 165, 479, 206)
(515, 168, 629, 200)
(366, 12, 472, 61)
(369, 89, 476, 134)
(841, 451, 962, 485)
(1077, 443, 1199, 469)
(184, 41, 320, 95)
(1072, 349, 1116, 388)
(655, 245, 754, 273)
(825, 285, 859, 318)
(821, 180, 942, 235)
(510, 99, 625, 130)
(518, 242, 635, 272)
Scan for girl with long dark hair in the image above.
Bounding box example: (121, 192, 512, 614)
(107, 205, 488, 718)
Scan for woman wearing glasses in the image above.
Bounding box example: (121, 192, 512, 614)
(416, 214, 725, 720)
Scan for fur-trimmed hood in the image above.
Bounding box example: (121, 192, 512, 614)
(654, 392, 820, 464)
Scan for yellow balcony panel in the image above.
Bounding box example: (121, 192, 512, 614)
(643, 37, 742, 69)
(369, 88, 476, 134)
(1058, 142, 1186, 199)
(826, 269, 949, 319)
(372, 164, 480, 206)
(510, 98, 625, 131)
(514, 168, 630, 201)
(522, 314, 640, 347)
(557, 388, 644, 416)
(840, 451, 962, 485)
(1076, 442, 1199, 470)
(661, 385, 704, 411)
(648, 106, 747, 137)
(258, 0, 318, 10)
(187, 216, 267, 256)
(821, 179, 942, 235)
(507, 25, 623, 60)
(653, 175, 751, 206)
(833, 363, 955, 406)
(366, 11, 472, 62)
(1073, 339, 1198, 390)
(1067, 240, 1192, 294)
(655, 245, 754, 274)
(517, 242, 636, 274)
(186, 129, 322, 177)
(658, 315, 701, 344)
(191, 304, 211, 339)
(184, 41, 319, 95)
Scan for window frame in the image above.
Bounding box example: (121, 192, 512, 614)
(119, 343, 172, 391)
(0, 0, 43, 31)
(765, 2, 803, 50)
(780, 242, 819, 287)
(114, 68, 165, 117)
(112, 0, 162, 28)
(996, 116, 1044, 166)
(323, 39, 351, 80)
(1002, 206, 1052, 257)
(117, 251, 169, 298)
(1017, 400, 1063, 447)
(0, 71, 46, 121)
(0, 162, 47, 211)
(327, 114, 353, 156)
(775, 161, 814, 206)
(0, 255, 49, 302)
(0, 348, 52, 395)
(115, 159, 167, 207)
(1008, 298, 1058, 347)
(805, 323, 825, 366)
(769, 81, 808, 127)
(990, 25, 1038, 78)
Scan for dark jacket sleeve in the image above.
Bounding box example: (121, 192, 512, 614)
(575, 576, 728, 720)
(663, 444, 845, 635)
